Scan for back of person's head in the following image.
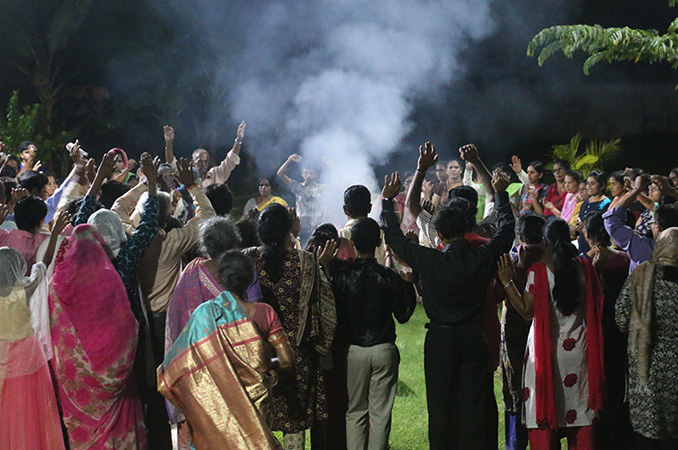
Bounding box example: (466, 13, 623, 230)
(433, 206, 467, 241)
(655, 204, 678, 231)
(17, 170, 48, 196)
(448, 185, 478, 208)
(553, 159, 571, 171)
(493, 162, 516, 183)
(88, 209, 127, 258)
(350, 218, 381, 254)
(99, 180, 130, 209)
(305, 223, 339, 254)
(157, 191, 172, 229)
(258, 203, 292, 282)
(217, 250, 254, 300)
(583, 211, 611, 247)
(565, 170, 583, 185)
(164, 216, 183, 232)
(14, 196, 47, 231)
(236, 216, 261, 248)
(1, 178, 16, 204)
(343, 185, 371, 218)
(544, 219, 581, 315)
(445, 197, 477, 231)
(200, 216, 240, 259)
(0, 165, 17, 178)
(0, 246, 28, 296)
(65, 196, 103, 226)
(625, 167, 644, 181)
(517, 213, 546, 245)
(205, 183, 234, 216)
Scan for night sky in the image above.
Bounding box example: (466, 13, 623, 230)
(1, 0, 677, 187)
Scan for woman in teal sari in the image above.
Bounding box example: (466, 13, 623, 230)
(159, 250, 293, 450)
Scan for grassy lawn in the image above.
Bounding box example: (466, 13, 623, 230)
(277, 304, 566, 449)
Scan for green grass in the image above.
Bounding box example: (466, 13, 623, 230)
(276, 305, 566, 449)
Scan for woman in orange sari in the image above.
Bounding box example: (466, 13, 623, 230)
(49, 224, 146, 449)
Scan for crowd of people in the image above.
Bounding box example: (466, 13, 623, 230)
(0, 122, 677, 450)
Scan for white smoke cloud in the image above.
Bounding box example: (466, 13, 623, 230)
(228, 0, 496, 226)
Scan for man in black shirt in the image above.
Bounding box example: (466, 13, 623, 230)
(333, 217, 416, 450)
(380, 142, 515, 450)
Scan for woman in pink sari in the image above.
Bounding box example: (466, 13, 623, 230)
(49, 224, 147, 449)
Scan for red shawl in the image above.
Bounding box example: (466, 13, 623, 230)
(530, 257, 605, 429)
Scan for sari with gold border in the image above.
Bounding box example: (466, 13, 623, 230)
(158, 291, 281, 450)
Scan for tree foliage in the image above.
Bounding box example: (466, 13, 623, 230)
(528, 1, 678, 74)
(0, 91, 41, 153)
(549, 134, 621, 176)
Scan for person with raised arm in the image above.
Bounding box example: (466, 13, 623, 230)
(382, 142, 514, 450)
(165, 121, 246, 189)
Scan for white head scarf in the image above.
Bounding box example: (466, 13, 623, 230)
(88, 209, 127, 258)
(0, 247, 30, 297)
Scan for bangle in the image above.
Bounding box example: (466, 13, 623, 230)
(416, 168, 426, 175)
(234, 139, 243, 145)
(503, 279, 514, 289)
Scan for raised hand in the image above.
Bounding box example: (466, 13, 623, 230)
(85, 158, 97, 183)
(52, 210, 72, 236)
(11, 188, 30, 204)
(32, 161, 42, 172)
(422, 180, 433, 195)
(381, 172, 401, 200)
(140, 153, 156, 185)
(459, 144, 480, 165)
(421, 198, 434, 214)
(96, 152, 117, 181)
(288, 207, 301, 237)
(0, 203, 8, 225)
(417, 141, 438, 171)
(163, 125, 175, 143)
(317, 239, 338, 267)
(509, 155, 522, 174)
(491, 171, 510, 193)
(497, 254, 516, 286)
(176, 158, 196, 188)
(634, 173, 651, 192)
(127, 158, 138, 170)
(288, 153, 302, 164)
(69, 140, 85, 166)
(236, 121, 246, 143)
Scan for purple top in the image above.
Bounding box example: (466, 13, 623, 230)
(603, 206, 654, 274)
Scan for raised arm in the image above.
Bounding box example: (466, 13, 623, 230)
(42, 211, 71, 267)
(618, 174, 650, 209)
(163, 125, 175, 166)
(510, 155, 530, 185)
(497, 254, 534, 319)
(277, 153, 302, 187)
(459, 144, 495, 200)
(406, 142, 438, 218)
(75, 153, 116, 225)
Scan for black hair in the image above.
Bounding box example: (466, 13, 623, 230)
(19, 141, 35, 152)
(433, 206, 467, 240)
(236, 216, 261, 248)
(553, 159, 571, 171)
(217, 250, 255, 300)
(587, 171, 606, 190)
(0, 165, 17, 178)
(655, 204, 678, 231)
(544, 219, 581, 315)
(565, 170, 583, 185)
(305, 223, 340, 255)
(14, 196, 47, 231)
(164, 216, 183, 232)
(0, 177, 16, 203)
(64, 196, 103, 226)
(17, 170, 48, 196)
(350, 217, 381, 254)
(448, 185, 478, 208)
(258, 203, 292, 282)
(528, 161, 545, 176)
(99, 180, 130, 209)
(205, 183, 234, 216)
(343, 185, 372, 218)
(492, 162, 516, 183)
(583, 211, 610, 247)
(625, 167, 644, 181)
(609, 170, 626, 185)
(517, 213, 546, 245)
(445, 197, 477, 231)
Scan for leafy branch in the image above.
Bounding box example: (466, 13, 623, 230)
(528, 1, 678, 74)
